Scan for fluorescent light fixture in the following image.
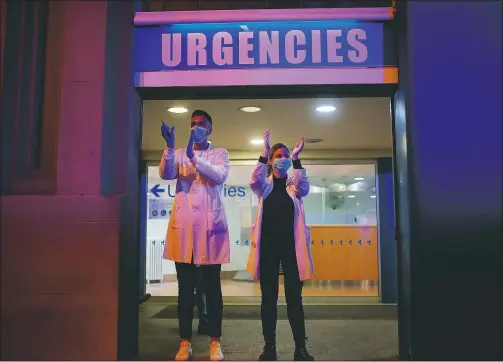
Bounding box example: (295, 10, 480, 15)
(240, 106, 262, 113)
(354, 177, 365, 181)
(370, 195, 377, 199)
(315, 105, 336, 113)
(347, 195, 356, 198)
(250, 139, 264, 145)
(167, 107, 188, 114)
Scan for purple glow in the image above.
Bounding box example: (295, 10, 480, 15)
(134, 8, 393, 26)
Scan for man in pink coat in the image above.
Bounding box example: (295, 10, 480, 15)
(159, 110, 230, 361)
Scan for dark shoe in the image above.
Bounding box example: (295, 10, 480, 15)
(197, 321, 209, 335)
(294, 346, 314, 361)
(259, 342, 277, 361)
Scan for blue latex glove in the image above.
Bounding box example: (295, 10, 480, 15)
(186, 128, 195, 160)
(161, 122, 175, 149)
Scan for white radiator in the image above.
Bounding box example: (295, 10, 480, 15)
(146, 238, 165, 284)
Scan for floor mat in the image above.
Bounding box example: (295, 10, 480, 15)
(151, 304, 397, 320)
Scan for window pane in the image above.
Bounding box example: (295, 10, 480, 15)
(146, 162, 378, 297)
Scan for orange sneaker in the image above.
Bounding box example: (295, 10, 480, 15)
(175, 340, 192, 361)
(209, 339, 224, 361)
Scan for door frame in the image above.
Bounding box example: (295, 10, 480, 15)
(119, 83, 403, 361)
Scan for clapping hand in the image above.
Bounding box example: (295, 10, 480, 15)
(186, 128, 195, 160)
(292, 137, 305, 160)
(261, 129, 271, 158)
(161, 122, 175, 149)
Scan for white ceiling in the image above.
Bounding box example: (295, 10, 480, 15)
(142, 97, 392, 152)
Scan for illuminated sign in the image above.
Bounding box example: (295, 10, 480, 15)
(149, 183, 247, 198)
(134, 20, 384, 71)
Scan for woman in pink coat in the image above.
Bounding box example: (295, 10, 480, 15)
(246, 130, 315, 361)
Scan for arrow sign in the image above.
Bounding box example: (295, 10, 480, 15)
(235, 240, 240, 245)
(151, 184, 165, 197)
(244, 240, 249, 246)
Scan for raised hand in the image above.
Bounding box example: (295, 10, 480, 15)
(186, 128, 195, 160)
(261, 129, 271, 158)
(264, 129, 271, 151)
(292, 137, 305, 160)
(161, 122, 175, 149)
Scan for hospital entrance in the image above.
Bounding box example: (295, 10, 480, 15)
(141, 97, 393, 302)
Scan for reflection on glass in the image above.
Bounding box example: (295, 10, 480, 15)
(145, 163, 379, 298)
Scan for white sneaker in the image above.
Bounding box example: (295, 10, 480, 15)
(175, 340, 192, 361)
(210, 340, 224, 361)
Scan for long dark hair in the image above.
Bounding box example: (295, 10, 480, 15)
(267, 143, 289, 176)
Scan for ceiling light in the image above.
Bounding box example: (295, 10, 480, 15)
(315, 105, 336, 113)
(354, 177, 365, 181)
(370, 195, 377, 199)
(305, 138, 323, 144)
(240, 106, 262, 113)
(167, 107, 188, 114)
(347, 195, 356, 198)
(250, 139, 264, 145)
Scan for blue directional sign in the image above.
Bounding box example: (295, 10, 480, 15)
(151, 184, 165, 197)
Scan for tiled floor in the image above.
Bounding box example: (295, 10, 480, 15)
(146, 279, 379, 297)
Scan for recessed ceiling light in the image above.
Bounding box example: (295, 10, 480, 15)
(240, 106, 262, 113)
(167, 107, 188, 114)
(347, 195, 356, 198)
(370, 195, 377, 198)
(305, 138, 323, 144)
(250, 139, 264, 145)
(354, 177, 365, 181)
(315, 105, 336, 113)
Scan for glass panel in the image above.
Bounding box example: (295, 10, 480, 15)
(145, 162, 378, 297)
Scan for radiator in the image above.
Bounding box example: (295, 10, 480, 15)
(146, 238, 165, 284)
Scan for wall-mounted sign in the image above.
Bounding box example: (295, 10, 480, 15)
(134, 20, 384, 72)
(148, 183, 248, 198)
(149, 198, 172, 220)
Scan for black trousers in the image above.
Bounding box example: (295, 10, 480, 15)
(194, 267, 208, 322)
(259, 236, 306, 347)
(176, 262, 222, 339)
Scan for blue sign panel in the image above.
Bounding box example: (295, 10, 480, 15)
(134, 20, 384, 72)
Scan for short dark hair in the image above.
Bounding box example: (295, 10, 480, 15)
(191, 109, 212, 125)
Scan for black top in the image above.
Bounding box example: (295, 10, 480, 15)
(259, 157, 303, 242)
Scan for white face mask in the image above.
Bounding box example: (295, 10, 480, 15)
(192, 126, 209, 143)
(273, 158, 292, 174)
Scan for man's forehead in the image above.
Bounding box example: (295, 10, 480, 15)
(191, 115, 209, 123)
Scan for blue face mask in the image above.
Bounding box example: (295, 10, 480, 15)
(192, 126, 209, 143)
(273, 158, 292, 174)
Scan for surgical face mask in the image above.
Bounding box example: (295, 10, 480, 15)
(273, 158, 292, 174)
(192, 126, 209, 143)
